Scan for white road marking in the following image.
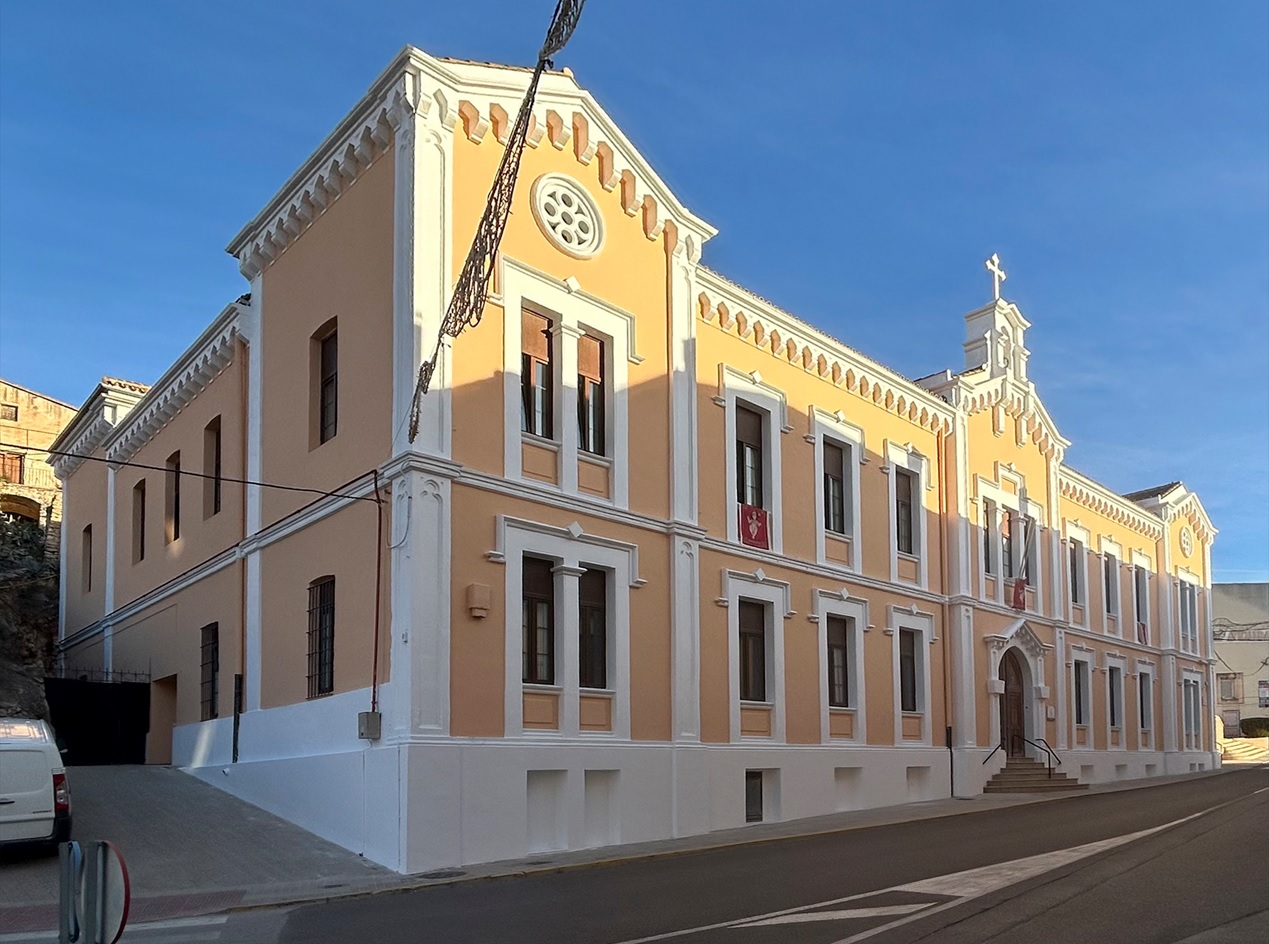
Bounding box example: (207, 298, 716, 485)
(0, 914, 229, 944)
(736, 904, 933, 927)
(608, 791, 1254, 944)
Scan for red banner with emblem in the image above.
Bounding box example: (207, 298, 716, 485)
(739, 504, 770, 549)
(1010, 577, 1027, 610)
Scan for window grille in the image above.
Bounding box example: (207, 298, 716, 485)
(307, 577, 335, 698)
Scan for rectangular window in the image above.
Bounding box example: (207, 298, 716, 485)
(81, 525, 92, 594)
(0, 403, 17, 422)
(1074, 661, 1090, 725)
(306, 577, 335, 698)
(1217, 674, 1241, 703)
(200, 622, 219, 721)
(1104, 555, 1119, 615)
(826, 615, 852, 708)
(1109, 666, 1122, 727)
(522, 557, 555, 685)
(1179, 582, 1198, 652)
(1182, 678, 1201, 749)
(744, 770, 763, 823)
(579, 567, 607, 690)
(895, 468, 915, 556)
(319, 329, 338, 444)
(738, 600, 766, 702)
(1139, 671, 1153, 730)
(164, 451, 181, 544)
(0, 452, 23, 484)
(1069, 539, 1083, 604)
(577, 333, 605, 456)
(521, 310, 553, 439)
(132, 480, 146, 563)
(203, 416, 222, 518)
(1017, 515, 1035, 582)
(823, 441, 847, 534)
(1002, 511, 1015, 579)
(899, 628, 919, 712)
(1133, 567, 1148, 628)
(983, 500, 996, 575)
(735, 405, 764, 508)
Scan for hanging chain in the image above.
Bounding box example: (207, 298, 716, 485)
(408, 0, 588, 442)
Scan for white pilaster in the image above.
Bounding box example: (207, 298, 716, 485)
(668, 235, 701, 526)
(671, 534, 701, 742)
(554, 564, 585, 736)
(554, 324, 583, 494)
(242, 279, 264, 712)
(1161, 654, 1178, 753)
(102, 465, 117, 672)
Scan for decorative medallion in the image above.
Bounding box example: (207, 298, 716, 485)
(530, 174, 603, 258)
(1180, 526, 1193, 556)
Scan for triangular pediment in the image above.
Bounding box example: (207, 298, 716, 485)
(985, 620, 1053, 660)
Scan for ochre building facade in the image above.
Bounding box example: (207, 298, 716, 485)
(52, 48, 1219, 872)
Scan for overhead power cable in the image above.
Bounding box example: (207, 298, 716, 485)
(0, 442, 379, 506)
(408, 0, 588, 442)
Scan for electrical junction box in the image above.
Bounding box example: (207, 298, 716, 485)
(358, 711, 382, 741)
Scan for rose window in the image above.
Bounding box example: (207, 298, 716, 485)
(531, 175, 603, 258)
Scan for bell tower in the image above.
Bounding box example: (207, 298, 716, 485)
(963, 253, 1030, 382)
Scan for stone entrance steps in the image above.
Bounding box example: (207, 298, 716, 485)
(984, 755, 1087, 793)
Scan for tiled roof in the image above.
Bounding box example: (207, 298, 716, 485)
(101, 377, 151, 395)
(1123, 481, 1183, 503)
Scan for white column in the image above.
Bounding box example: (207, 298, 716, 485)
(102, 465, 117, 672)
(671, 534, 701, 742)
(385, 469, 452, 737)
(1055, 630, 1068, 751)
(554, 324, 583, 494)
(1161, 654, 1178, 753)
(950, 603, 976, 748)
(668, 235, 700, 526)
(554, 564, 585, 736)
(241, 280, 264, 711)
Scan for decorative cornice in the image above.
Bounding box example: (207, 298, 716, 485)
(104, 303, 243, 465)
(47, 379, 149, 479)
(227, 47, 717, 279)
(696, 271, 955, 436)
(1059, 469, 1166, 540)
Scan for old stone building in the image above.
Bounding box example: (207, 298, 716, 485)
(0, 380, 78, 557)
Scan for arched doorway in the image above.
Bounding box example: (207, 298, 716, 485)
(1000, 649, 1026, 755)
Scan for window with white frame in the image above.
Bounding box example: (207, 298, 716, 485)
(1217, 673, 1242, 704)
(826, 615, 854, 708)
(1103, 551, 1120, 618)
(735, 404, 766, 510)
(1108, 664, 1123, 729)
(983, 499, 997, 576)
(738, 599, 768, 703)
(1138, 669, 1153, 732)
(577, 333, 606, 456)
(521, 310, 555, 440)
(1178, 580, 1199, 654)
(822, 440, 849, 536)
(1182, 676, 1202, 750)
(1002, 510, 1015, 580)
(578, 566, 609, 690)
(522, 556, 556, 685)
(895, 469, 916, 557)
(898, 628, 920, 712)
(1073, 658, 1091, 727)
(1132, 564, 1149, 643)
(1069, 538, 1084, 604)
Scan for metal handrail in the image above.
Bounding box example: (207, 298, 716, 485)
(984, 736, 1063, 778)
(1011, 735, 1060, 777)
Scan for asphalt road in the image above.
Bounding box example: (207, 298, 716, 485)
(240, 767, 1269, 944)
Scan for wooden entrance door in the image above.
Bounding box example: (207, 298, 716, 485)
(1000, 650, 1025, 755)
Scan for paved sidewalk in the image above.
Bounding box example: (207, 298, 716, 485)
(0, 762, 1252, 933)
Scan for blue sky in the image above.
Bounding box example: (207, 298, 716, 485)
(1, 1, 1266, 580)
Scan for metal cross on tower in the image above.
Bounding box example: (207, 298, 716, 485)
(408, 0, 590, 443)
(985, 253, 1007, 301)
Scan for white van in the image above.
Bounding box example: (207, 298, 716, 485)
(0, 718, 72, 849)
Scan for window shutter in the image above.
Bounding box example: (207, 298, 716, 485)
(578, 334, 603, 382)
(736, 405, 763, 448)
(824, 441, 844, 475)
(522, 310, 551, 360)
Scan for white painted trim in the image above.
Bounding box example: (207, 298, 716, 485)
(495, 516, 636, 739)
(810, 589, 868, 744)
(886, 441, 929, 589)
(808, 407, 864, 574)
(889, 607, 934, 746)
(722, 570, 791, 743)
(718, 366, 788, 554)
(1104, 653, 1127, 750)
(501, 258, 633, 508)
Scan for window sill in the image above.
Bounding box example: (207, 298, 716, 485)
(740, 700, 774, 709)
(578, 452, 613, 469)
(521, 432, 560, 451)
(580, 687, 615, 697)
(522, 682, 562, 694)
(897, 551, 921, 564)
(828, 706, 856, 714)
